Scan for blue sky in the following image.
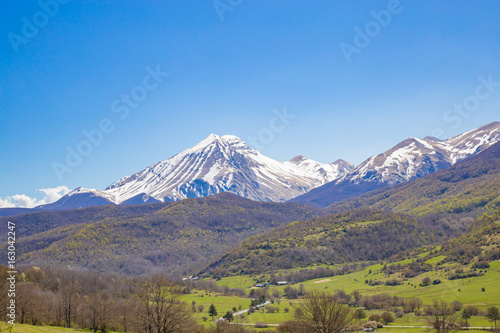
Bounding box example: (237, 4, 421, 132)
(1, 0, 499, 206)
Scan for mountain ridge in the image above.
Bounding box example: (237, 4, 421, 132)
(291, 121, 500, 207)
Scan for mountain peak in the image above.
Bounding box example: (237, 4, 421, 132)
(423, 136, 442, 142)
(100, 134, 350, 203)
(332, 159, 354, 168)
(186, 134, 248, 153)
(288, 155, 307, 163)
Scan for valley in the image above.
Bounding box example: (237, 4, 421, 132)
(1, 124, 499, 332)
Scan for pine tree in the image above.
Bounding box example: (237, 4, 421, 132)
(208, 304, 218, 320)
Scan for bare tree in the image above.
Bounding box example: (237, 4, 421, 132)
(135, 275, 197, 333)
(425, 300, 459, 333)
(62, 283, 77, 328)
(87, 291, 112, 333)
(293, 290, 355, 333)
(16, 284, 40, 324)
(116, 298, 134, 332)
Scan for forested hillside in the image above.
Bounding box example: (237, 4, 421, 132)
(10, 193, 323, 275)
(203, 209, 469, 277)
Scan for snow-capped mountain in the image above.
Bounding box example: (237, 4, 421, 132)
(344, 121, 500, 185)
(291, 121, 500, 207)
(3, 122, 498, 215)
(41, 134, 352, 209)
(101, 134, 353, 203)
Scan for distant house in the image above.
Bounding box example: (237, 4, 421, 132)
(182, 275, 199, 281)
(255, 284, 266, 288)
(277, 281, 288, 285)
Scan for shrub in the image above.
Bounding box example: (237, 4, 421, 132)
(466, 305, 480, 316)
(450, 301, 462, 312)
(381, 311, 395, 324)
(421, 276, 431, 286)
(364, 321, 384, 329)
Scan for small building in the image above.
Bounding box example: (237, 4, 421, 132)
(277, 281, 288, 285)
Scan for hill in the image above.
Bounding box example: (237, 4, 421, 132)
(202, 209, 468, 277)
(7, 193, 323, 275)
(0, 202, 171, 239)
(327, 140, 500, 216)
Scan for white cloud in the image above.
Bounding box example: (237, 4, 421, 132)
(0, 186, 70, 208)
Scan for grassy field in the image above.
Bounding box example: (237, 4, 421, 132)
(212, 258, 500, 330)
(216, 258, 500, 308)
(0, 323, 122, 332)
(2, 259, 498, 332)
(299, 261, 500, 308)
(180, 289, 250, 326)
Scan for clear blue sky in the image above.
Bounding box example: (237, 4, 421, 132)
(1, 1, 499, 205)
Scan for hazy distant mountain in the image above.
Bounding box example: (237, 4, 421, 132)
(291, 121, 500, 207)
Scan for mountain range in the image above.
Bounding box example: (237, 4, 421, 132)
(291, 121, 500, 207)
(2, 129, 500, 275)
(1, 121, 498, 216)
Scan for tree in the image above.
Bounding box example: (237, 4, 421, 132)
(293, 290, 354, 333)
(461, 308, 471, 330)
(354, 309, 367, 324)
(487, 306, 500, 328)
(16, 284, 40, 324)
(135, 275, 196, 333)
(62, 283, 77, 328)
(422, 277, 431, 286)
(197, 304, 205, 313)
(223, 311, 234, 322)
(381, 312, 394, 325)
(351, 290, 362, 305)
(86, 291, 112, 333)
(450, 301, 462, 312)
(425, 300, 459, 333)
(209, 304, 218, 320)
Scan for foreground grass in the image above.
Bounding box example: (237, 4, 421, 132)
(0, 322, 121, 333)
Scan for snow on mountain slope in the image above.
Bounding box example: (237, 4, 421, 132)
(35, 187, 116, 210)
(436, 121, 500, 163)
(340, 121, 500, 185)
(20, 122, 497, 214)
(102, 134, 353, 203)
